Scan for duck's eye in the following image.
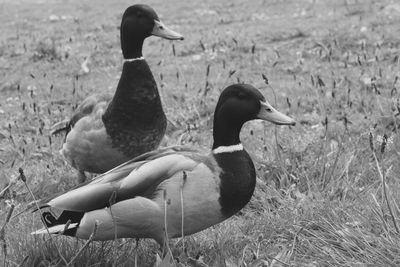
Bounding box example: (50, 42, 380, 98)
(265, 107, 272, 112)
(159, 25, 164, 30)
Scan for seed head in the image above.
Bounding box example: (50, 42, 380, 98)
(18, 168, 26, 183)
(369, 132, 375, 152)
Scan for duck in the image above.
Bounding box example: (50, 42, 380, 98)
(52, 4, 184, 182)
(33, 84, 295, 246)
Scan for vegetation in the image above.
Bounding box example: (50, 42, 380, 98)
(1, 0, 400, 266)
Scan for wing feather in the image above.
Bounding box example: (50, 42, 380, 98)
(69, 93, 110, 128)
(88, 145, 203, 185)
(51, 93, 111, 135)
(47, 147, 200, 212)
(48, 183, 116, 211)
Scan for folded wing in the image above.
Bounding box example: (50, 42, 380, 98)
(46, 146, 201, 212)
(51, 93, 111, 135)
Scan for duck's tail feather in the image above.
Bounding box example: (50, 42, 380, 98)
(31, 223, 79, 235)
(31, 210, 84, 236)
(50, 120, 71, 136)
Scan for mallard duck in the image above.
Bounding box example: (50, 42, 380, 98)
(53, 4, 184, 182)
(33, 84, 295, 245)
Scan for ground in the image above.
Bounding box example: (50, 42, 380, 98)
(1, 0, 400, 266)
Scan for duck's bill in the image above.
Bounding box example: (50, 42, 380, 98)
(256, 101, 295, 126)
(152, 20, 184, 40)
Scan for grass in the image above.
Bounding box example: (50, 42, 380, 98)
(1, 0, 400, 266)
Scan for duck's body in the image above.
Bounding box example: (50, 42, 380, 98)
(34, 84, 295, 245)
(54, 5, 183, 180)
(62, 59, 166, 173)
(39, 146, 255, 243)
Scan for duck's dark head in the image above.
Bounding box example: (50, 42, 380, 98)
(212, 84, 295, 149)
(120, 4, 184, 59)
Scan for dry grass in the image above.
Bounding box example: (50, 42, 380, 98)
(2, 0, 400, 266)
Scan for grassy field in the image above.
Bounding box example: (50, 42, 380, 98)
(1, 0, 400, 266)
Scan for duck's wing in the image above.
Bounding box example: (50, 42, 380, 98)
(50, 93, 111, 135)
(35, 145, 196, 207)
(44, 145, 204, 212)
(91, 145, 205, 182)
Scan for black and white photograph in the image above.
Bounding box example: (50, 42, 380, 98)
(1, 0, 400, 266)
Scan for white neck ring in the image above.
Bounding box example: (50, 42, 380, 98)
(124, 56, 145, 62)
(213, 143, 243, 154)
